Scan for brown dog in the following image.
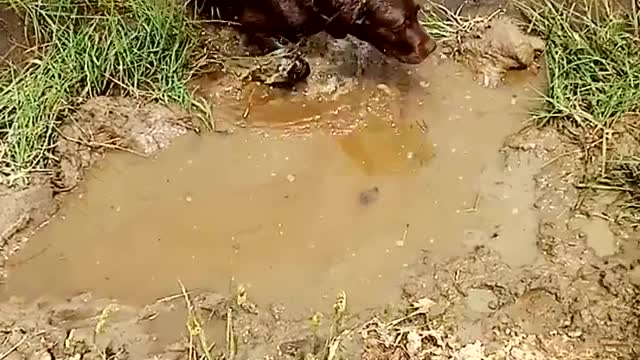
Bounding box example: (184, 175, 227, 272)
(194, 0, 437, 64)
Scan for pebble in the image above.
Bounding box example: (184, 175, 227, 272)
(286, 174, 296, 182)
(359, 187, 380, 206)
(376, 83, 393, 96)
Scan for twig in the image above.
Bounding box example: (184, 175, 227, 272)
(591, 212, 613, 222)
(632, 0, 639, 37)
(463, 193, 481, 213)
(575, 183, 634, 192)
(179, 281, 214, 360)
(415, 119, 428, 133)
(542, 149, 582, 168)
(601, 129, 611, 177)
(0, 335, 27, 360)
(226, 307, 236, 360)
(189, 19, 242, 26)
(326, 328, 353, 360)
(0, 213, 29, 244)
(155, 289, 202, 304)
(400, 224, 409, 244)
(57, 131, 148, 158)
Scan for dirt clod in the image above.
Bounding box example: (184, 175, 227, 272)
(55, 96, 194, 190)
(0, 181, 57, 279)
(439, 14, 544, 88)
(359, 187, 381, 206)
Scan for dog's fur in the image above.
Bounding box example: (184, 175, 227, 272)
(194, 0, 437, 64)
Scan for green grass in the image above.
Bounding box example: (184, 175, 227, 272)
(0, 0, 200, 185)
(421, 0, 640, 224)
(517, 0, 640, 128)
(517, 0, 640, 224)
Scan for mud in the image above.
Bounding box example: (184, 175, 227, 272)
(0, 5, 24, 65)
(426, 7, 545, 88)
(3, 47, 547, 314)
(0, 2, 639, 360)
(54, 96, 195, 190)
(0, 97, 195, 283)
(1, 127, 637, 360)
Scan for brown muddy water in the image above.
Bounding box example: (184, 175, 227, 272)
(3, 58, 546, 314)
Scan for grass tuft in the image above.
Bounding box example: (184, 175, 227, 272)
(516, 0, 640, 225)
(0, 0, 200, 185)
(421, 0, 640, 225)
(517, 0, 640, 128)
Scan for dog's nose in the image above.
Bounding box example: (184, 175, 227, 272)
(423, 37, 437, 56)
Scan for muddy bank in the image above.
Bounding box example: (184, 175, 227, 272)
(0, 97, 196, 280)
(0, 127, 638, 360)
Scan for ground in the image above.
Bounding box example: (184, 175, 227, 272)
(0, 1, 639, 360)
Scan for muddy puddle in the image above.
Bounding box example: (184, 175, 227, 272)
(3, 57, 546, 315)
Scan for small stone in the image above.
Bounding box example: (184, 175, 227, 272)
(376, 83, 393, 96)
(359, 187, 380, 206)
(286, 174, 296, 182)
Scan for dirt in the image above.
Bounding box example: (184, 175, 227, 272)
(0, 4, 25, 65)
(54, 96, 196, 190)
(1, 2, 639, 360)
(426, 5, 545, 88)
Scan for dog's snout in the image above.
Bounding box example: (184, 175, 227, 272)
(422, 37, 437, 57)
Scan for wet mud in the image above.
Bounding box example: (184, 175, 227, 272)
(4, 49, 547, 313)
(0, 5, 24, 65)
(0, 3, 639, 360)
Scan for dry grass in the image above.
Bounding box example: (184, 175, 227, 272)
(419, 1, 505, 44)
